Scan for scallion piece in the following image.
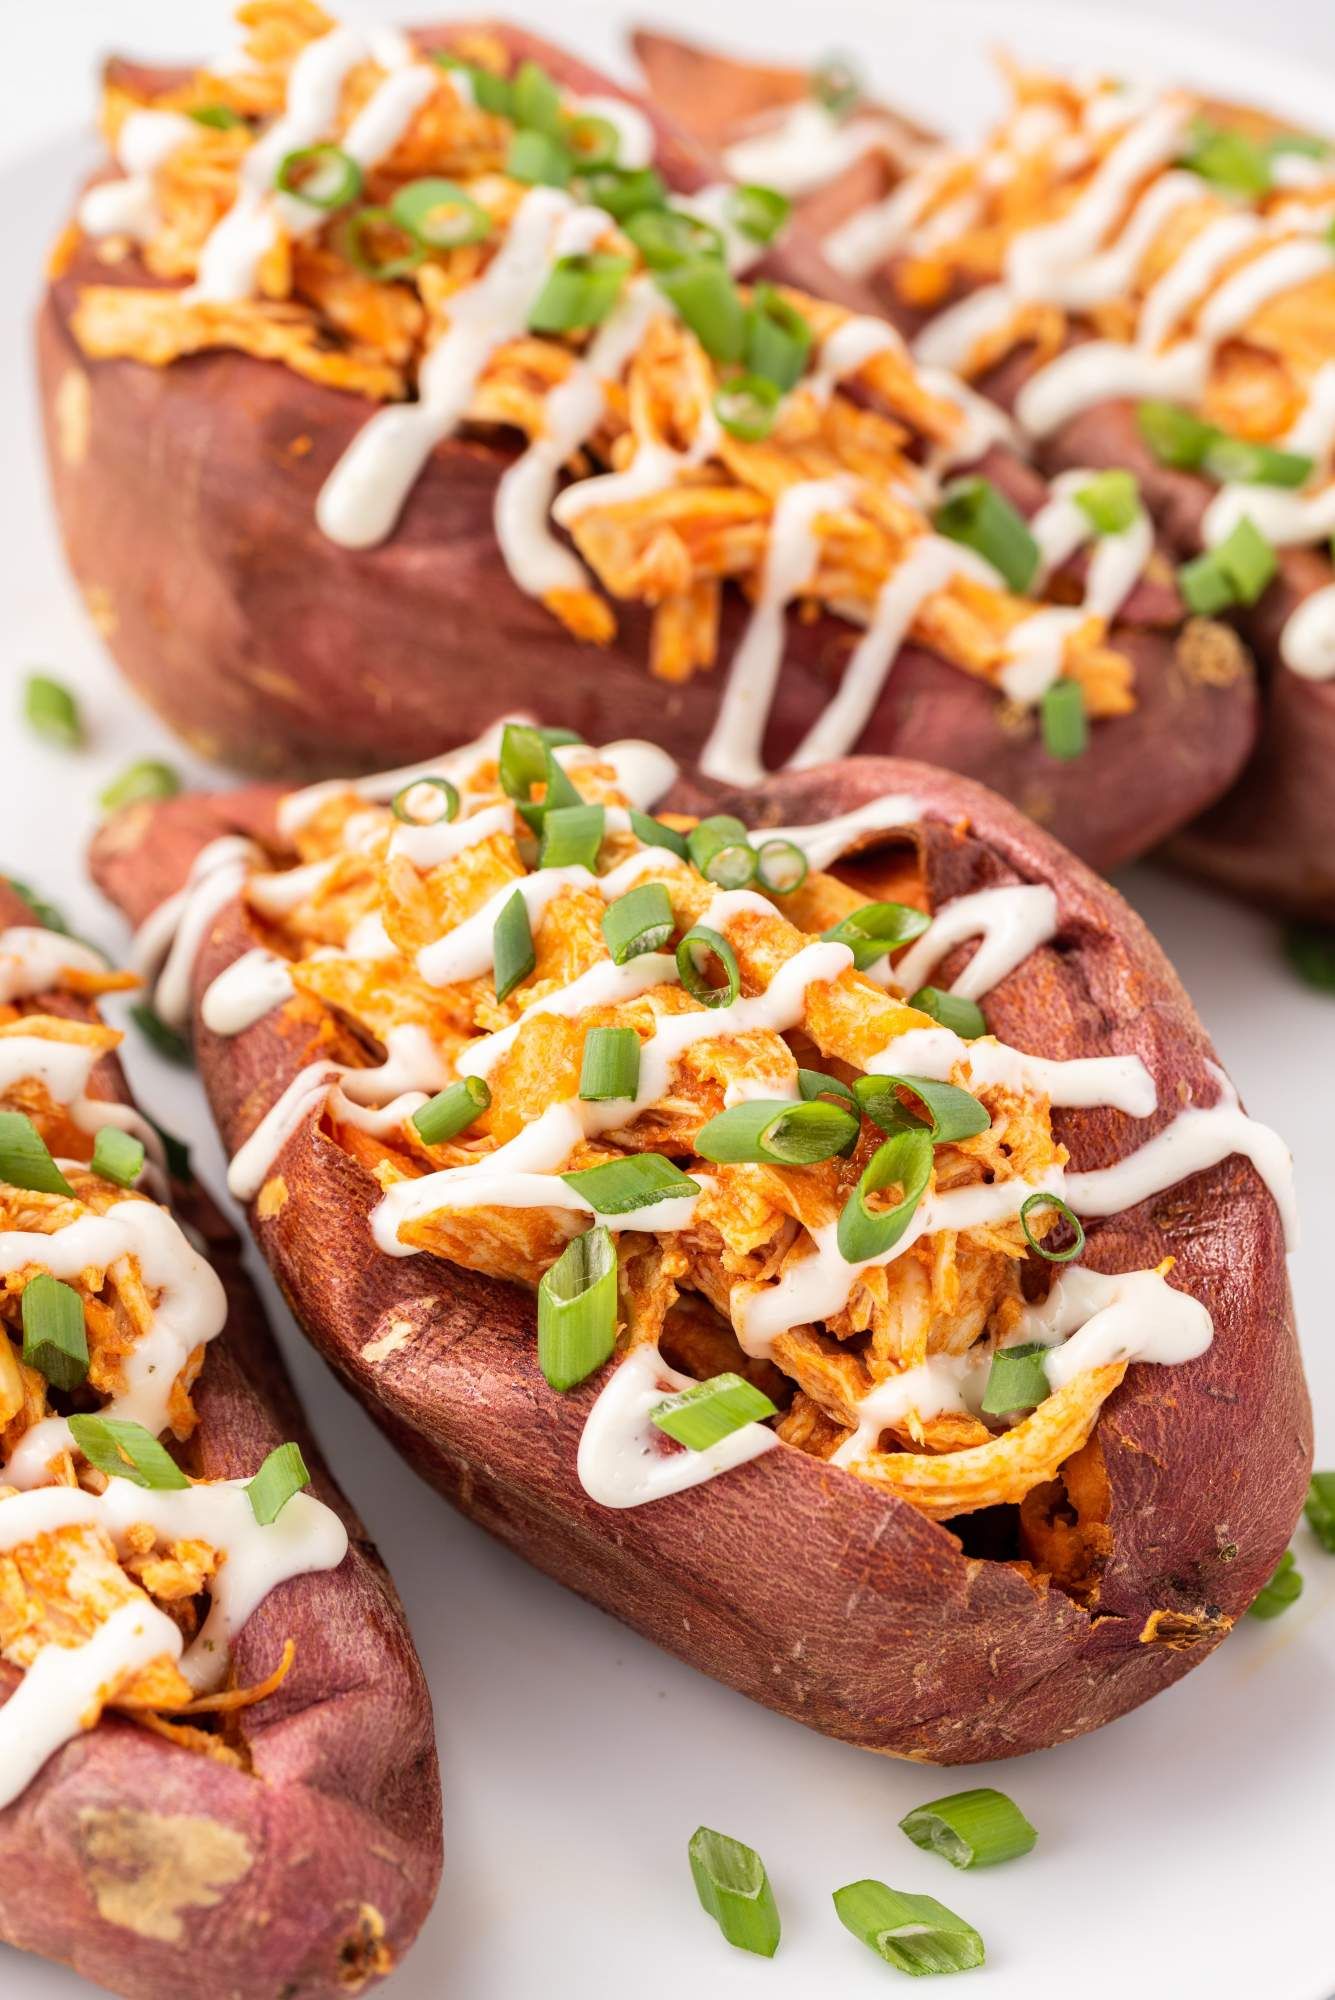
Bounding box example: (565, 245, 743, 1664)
(1180, 518, 1278, 613)
(0, 1111, 74, 1197)
(755, 838, 808, 896)
(628, 808, 689, 860)
(909, 986, 986, 1039)
(275, 143, 362, 210)
(1074, 469, 1140, 535)
(837, 1128, 933, 1263)
(507, 128, 572, 187)
(696, 1097, 859, 1165)
(21, 1274, 89, 1392)
(687, 815, 756, 889)
(189, 103, 246, 130)
(797, 1068, 859, 1112)
(560, 1153, 700, 1214)
(934, 477, 1040, 594)
(336, 206, 425, 280)
(1019, 1190, 1086, 1263)
(8, 879, 69, 933)
(538, 802, 606, 870)
(493, 891, 535, 1003)
(676, 926, 740, 1008)
(833, 1879, 985, 1976)
(653, 1373, 777, 1450)
(1137, 399, 1217, 469)
(822, 899, 929, 971)
(580, 167, 667, 221)
(1248, 1548, 1303, 1619)
(1202, 436, 1312, 489)
(537, 1225, 618, 1390)
(1179, 117, 1273, 196)
(854, 1073, 989, 1143)
(579, 1026, 641, 1102)
(713, 374, 781, 443)
(512, 58, 563, 137)
(391, 775, 459, 825)
(1303, 1472, 1335, 1553)
(130, 1002, 190, 1065)
(654, 259, 747, 364)
(68, 1415, 190, 1491)
(602, 882, 675, 964)
(390, 177, 492, 249)
(688, 1827, 781, 1958)
(453, 61, 514, 119)
(90, 1126, 145, 1188)
(1041, 679, 1087, 761)
(564, 112, 621, 169)
(900, 1787, 1038, 1869)
(247, 1441, 311, 1524)
(412, 1076, 490, 1146)
(1178, 548, 1236, 615)
(981, 1341, 1051, 1416)
(624, 206, 726, 270)
(498, 722, 583, 831)
(23, 674, 82, 749)
(529, 252, 632, 333)
(810, 54, 863, 118)
(99, 759, 181, 814)
(727, 183, 791, 246)
(745, 284, 813, 391)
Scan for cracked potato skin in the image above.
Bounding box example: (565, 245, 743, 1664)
(89, 763, 1311, 1764)
(0, 886, 442, 2000)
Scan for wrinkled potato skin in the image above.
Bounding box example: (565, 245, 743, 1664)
(0, 884, 442, 2000)
(89, 761, 1311, 1765)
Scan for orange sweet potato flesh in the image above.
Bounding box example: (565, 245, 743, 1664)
(89, 760, 1312, 1765)
(0, 881, 442, 2000)
(36, 23, 1257, 878)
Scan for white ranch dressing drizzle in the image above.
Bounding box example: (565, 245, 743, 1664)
(889, 884, 1059, 1001)
(824, 149, 956, 278)
(200, 947, 296, 1036)
(572, 94, 655, 171)
(1280, 583, 1335, 680)
(78, 109, 198, 241)
(1000, 468, 1154, 702)
(577, 1340, 777, 1507)
(132, 836, 260, 1031)
(757, 792, 922, 874)
(0, 930, 110, 1005)
(0, 1035, 159, 1161)
(278, 714, 515, 836)
(722, 99, 902, 200)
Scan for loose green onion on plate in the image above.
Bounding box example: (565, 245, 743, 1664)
(560, 1152, 700, 1214)
(695, 1096, 860, 1165)
(0, 1111, 74, 1197)
(854, 1073, 989, 1143)
(412, 1076, 491, 1147)
(1248, 1548, 1303, 1619)
(390, 177, 492, 248)
(654, 259, 747, 364)
(934, 477, 1040, 594)
(624, 206, 726, 270)
(68, 1414, 191, 1491)
(745, 284, 813, 390)
(1041, 678, 1088, 761)
(602, 881, 676, 964)
(130, 1003, 191, 1065)
(247, 1441, 312, 1525)
(529, 252, 632, 334)
(23, 674, 82, 749)
(538, 801, 605, 870)
(980, 1342, 1051, 1416)
(1019, 1191, 1086, 1263)
(90, 1126, 145, 1188)
(493, 891, 536, 1003)
(579, 1025, 641, 1102)
(713, 373, 782, 443)
(628, 808, 689, 860)
(823, 899, 929, 971)
(755, 838, 808, 895)
(652, 1372, 777, 1450)
(687, 815, 756, 888)
(676, 926, 740, 1007)
(21, 1274, 89, 1392)
(536, 1225, 618, 1390)
(1304, 1472, 1335, 1553)
(909, 986, 986, 1039)
(688, 1827, 781, 1957)
(275, 143, 363, 209)
(833, 1879, 985, 1976)
(99, 759, 182, 814)
(1074, 469, 1140, 536)
(391, 775, 459, 825)
(507, 128, 573, 188)
(837, 1128, 934, 1263)
(900, 1787, 1038, 1869)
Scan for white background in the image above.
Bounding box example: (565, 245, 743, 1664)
(1, 5, 1334, 1998)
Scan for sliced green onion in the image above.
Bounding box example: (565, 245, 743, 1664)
(1201, 436, 1313, 488)
(68, 1415, 190, 1491)
(981, 1341, 1051, 1416)
(99, 759, 181, 814)
(564, 112, 621, 169)
(507, 128, 572, 188)
(24, 674, 82, 749)
(854, 1074, 989, 1143)
(653, 1373, 777, 1449)
(0, 1111, 74, 1197)
(539, 802, 606, 870)
(529, 252, 631, 334)
(797, 1068, 859, 1112)
(1179, 117, 1273, 196)
(602, 882, 676, 964)
(90, 1127, 145, 1188)
(390, 177, 492, 249)
(900, 1788, 1038, 1869)
(1041, 679, 1087, 760)
(909, 986, 986, 1039)
(512, 59, 564, 137)
(688, 1827, 781, 1958)
(412, 1076, 490, 1146)
(447, 60, 513, 118)
(1074, 469, 1140, 535)
(713, 374, 782, 443)
(696, 1097, 859, 1165)
(579, 1026, 641, 1102)
(560, 1153, 700, 1214)
(676, 926, 740, 1008)
(1303, 1472, 1335, 1553)
(498, 723, 583, 833)
(1248, 1548, 1303, 1619)
(275, 143, 362, 210)
(130, 1003, 190, 1065)
(745, 284, 813, 391)
(247, 1442, 311, 1525)
(493, 891, 536, 1003)
(7, 879, 70, 933)
(21, 1274, 89, 1392)
(189, 103, 246, 130)
(934, 477, 1040, 593)
(1019, 1190, 1086, 1263)
(834, 1880, 985, 1976)
(1178, 548, 1235, 615)
(337, 206, 426, 280)
(628, 808, 689, 860)
(1179, 517, 1277, 614)
(1137, 399, 1217, 469)
(1267, 130, 1329, 160)
(391, 776, 459, 825)
(580, 167, 667, 221)
(755, 838, 808, 895)
(654, 260, 747, 365)
(822, 899, 929, 971)
(537, 1225, 618, 1389)
(624, 206, 726, 270)
(727, 183, 791, 246)
(837, 1128, 933, 1263)
(687, 815, 756, 888)
(810, 54, 863, 118)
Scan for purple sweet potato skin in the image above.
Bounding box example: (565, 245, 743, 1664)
(0, 883, 441, 2000)
(89, 763, 1311, 1766)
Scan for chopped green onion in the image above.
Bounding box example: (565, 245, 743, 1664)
(337, 206, 426, 280)
(391, 776, 459, 825)
(493, 891, 535, 1003)
(0, 1112, 73, 1197)
(1303, 1472, 1335, 1553)
(687, 815, 756, 888)
(602, 882, 676, 964)
(99, 759, 181, 814)
(1019, 1190, 1086, 1263)
(1178, 548, 1235, 615)
(1180, 517, 1277, 614)
(275, 143, 362, 209)
(537, 1225, 618, 1389)
(755, 838, 808, 895)
(512, 59, 564, 137)
(797, 1068, 859, 1111)
(745, 284, 813, 390)
(628, 809, 689, 860)
(1267, 130, 1329, 160)
(810, 54, 863, 119)
(390, 177, 492, 249)
(822, 899, 929, 971)
(696, 1097, 860, 1165)
(412, 1076, 490, 1147)
(727, 183, 791, 246)
(837, 1128, 933, 1263)
(130, 1003, 190, 1065)
(1179, 116, 1273, 196)
(653, 1373, 778, 1450)
(507, 128, 573, 187)
(538, 802, 606, 870)
(1041, 679, 1088, 760)
(1137, 399, 1217, 469)
(1202, 436, 1313, 488)
(909, 986, 985, 1038)
(1074, 469, 1140, 535)
(981, 1341, 1051, 1415)
(579, 1026, 641, 1102)
(688, 1827, 781, 1958)
(934, 477, 1040, 593)
(676, 926, 740, 1008)
(7, 879, 70, 933)
(581, 167, 667, 221)
(90, 1127, 145, 1188)
(498, 722, 583, 832)
(560, 1152, 700, 1214)
(900, 1787, 1038, 1869)
(624, 206, 726, 270)
(189, 103, 246, 130)
(247, 1441, 311, 1525)
(713, 374, 782, 443)
(854, 1074, 989, 1144)
(458, 61, 515, 118)
(68, 1415, 190, 1491)
(21, 1274, 89, 1392)
(564, 112, 621, 169)
(529, 252, 631, 333)
(1248, 1548, 1303, 1619)
(23, 675, 82, 749)
(654, 260, 747, 364)
(834, 1880, 985, 1975)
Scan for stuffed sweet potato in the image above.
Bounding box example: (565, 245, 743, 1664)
(90, 719, 1310, 1765)
(36, 5, 1258, 877)
(0, 881, 441, 1998)
(636, 33, 1335, 917)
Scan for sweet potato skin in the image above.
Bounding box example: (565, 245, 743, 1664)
(0, 885, 442, 2000)
(90, 765, 1311, 1765)
(37, 26, 1258, 878)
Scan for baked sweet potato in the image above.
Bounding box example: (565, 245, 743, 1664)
(0, 881, 441, 1998)
(36, 6, 1257, 877)
(89, 723, 1310, 1765)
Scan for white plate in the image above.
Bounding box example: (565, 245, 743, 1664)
(1, 6, 1333, 1998)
